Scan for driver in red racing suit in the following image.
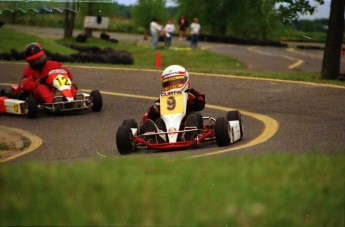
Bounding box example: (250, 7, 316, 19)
(20, 42, 76, 103)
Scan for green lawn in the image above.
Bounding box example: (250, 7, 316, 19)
(0, 27, 76, 55)
(57, 36, 246, 73)
(1, 27, 344, 85)
(1, 26, 344, 226)
(0, 153, 344, 226)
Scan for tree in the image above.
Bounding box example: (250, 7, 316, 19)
(132, 0, 168, 32)
(227, 0, 279, 39)
(176, 0, 344, 80)
(321, 0, 345, 79)
(64, 1, 76, 39)
(275, 0, 344, 80)
(174, 0, 284, 39)
(67, 2, 119, 38)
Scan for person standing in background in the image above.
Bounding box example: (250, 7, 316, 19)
(190, 17, 201, 48)
(163, 19, 176, 49)
(178, 15, 188, 41)
(150, 18, 162, 49)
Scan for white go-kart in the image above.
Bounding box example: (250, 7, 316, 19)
(116, 90, 243, 155)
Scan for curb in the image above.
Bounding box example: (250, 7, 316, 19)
(0, 125, 42, 162)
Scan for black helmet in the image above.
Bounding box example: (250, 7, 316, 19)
(24, 42, 47, 69)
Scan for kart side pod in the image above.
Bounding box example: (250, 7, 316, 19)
(0, 96, 26, 115)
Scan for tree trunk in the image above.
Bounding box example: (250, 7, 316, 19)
(85, 2, 96, 37)
(11, 12, 16, 24)
(64, 11, 71, 38)
(321, 0, 345, 80)
(64, 2, 76, 39)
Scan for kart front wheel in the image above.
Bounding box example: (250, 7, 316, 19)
(122, 119, 139, 135)
(122, 119, 138, 128)
(26, 96, 38, 119)
(90, 90, 103, 112)
(116, 125, 134, 155)
(226, 110, 243, 139)
(215, 117, 230, 146)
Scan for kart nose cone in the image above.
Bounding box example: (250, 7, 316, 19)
(61, 89, 74, 101)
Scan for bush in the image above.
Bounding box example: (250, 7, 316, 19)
(0, 45, 134, 65)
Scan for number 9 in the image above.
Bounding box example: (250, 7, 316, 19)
(166, 96, 176, 111)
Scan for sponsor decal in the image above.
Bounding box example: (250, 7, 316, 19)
(168, 127, 177, 133)
(161, 91, 182, 96)
(162, 70, 186, 78)
(49, 69, 67, 75)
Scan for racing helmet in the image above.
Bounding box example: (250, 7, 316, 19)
(23, 42, 47, 69)
(161, 65, 190, 92)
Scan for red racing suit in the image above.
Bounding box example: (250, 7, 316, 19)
(21, 60, 74, 103)
(142, 88, 206, 122)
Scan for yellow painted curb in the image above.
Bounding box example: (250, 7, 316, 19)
(0, 125, 42, 163)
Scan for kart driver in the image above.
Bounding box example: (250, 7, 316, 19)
(19, 42, 76, 103)
(142, 65, 205, 140)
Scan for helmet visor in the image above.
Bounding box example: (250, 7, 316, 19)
(27, 54, 46, 69)
(162, 75, 187, 91)
(25, 50, 44, 61)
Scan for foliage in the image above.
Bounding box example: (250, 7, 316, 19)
(173, 0, 321, 39)
(0, 0, 332, 41)
(2, 27, 343, 85)
(227, 0, 281, 39)
(0, 27, 76, 54)
(274, 0, 325, 23)
(131, 0, 168, 31)
(76, 2, 120, 17)
(292, 18, 329, 32)
(57, 36, 245, 72)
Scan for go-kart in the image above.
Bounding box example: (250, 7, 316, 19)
(0, 69, 102, 119)
(116, 91, 243, 155)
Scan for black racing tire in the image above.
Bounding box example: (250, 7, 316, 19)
(116, 125, 134, 155)
(17, 91, 28, 101)
(189, 112, 203, 129)
(122, 119, 138, 128)
(155, 117, 166, 132)
(215, 117, 230, 146)
(90, 90, 103, 112)
(226, 110, 243, 139)
(26, 96, 38, 119)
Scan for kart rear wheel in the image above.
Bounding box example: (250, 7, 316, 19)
(26, 96, 38, 119)
(215, 117, 230, 146)
(155, 117, 166, 131)
(116, 125, 134, 155)
(122, 119, 138, 128)
(90, 90, 102, 112)
(226, 110, 243, 139)
(189, 112, 203, 129)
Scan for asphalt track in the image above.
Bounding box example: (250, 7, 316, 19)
(1, 60, 344, 162)
(1, 26, 345, 161)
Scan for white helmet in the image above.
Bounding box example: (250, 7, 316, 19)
(161, 65, 190, 92)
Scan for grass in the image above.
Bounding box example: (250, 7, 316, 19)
(0, 153, 344, 226)
(1, 27, 344, 86)
(0, 27, 244, 73)
(0, 26, 344, 226)
(57, 36, 246, 73)
(0, 27, 76, 55)
(0, 143, 10, 151)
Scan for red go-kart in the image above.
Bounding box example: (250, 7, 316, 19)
(0, 69, 102, 118)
